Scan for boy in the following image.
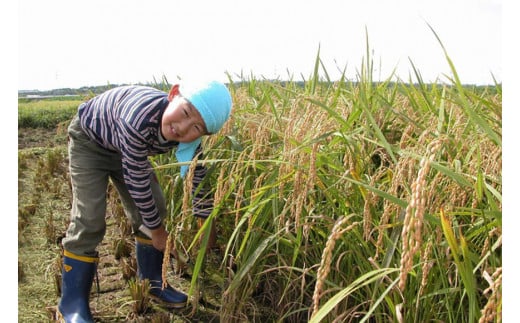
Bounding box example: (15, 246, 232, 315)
(57, 80, 232, 322)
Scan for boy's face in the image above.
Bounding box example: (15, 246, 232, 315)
(161, 84, 209, 143)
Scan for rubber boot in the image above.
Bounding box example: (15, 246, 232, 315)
(57, 250, 98, 323)
(135, 237, 188, 308)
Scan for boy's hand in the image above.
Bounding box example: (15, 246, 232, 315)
(150, 225, 169, 252)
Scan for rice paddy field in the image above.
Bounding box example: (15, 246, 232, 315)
(18, 52, 501, 322)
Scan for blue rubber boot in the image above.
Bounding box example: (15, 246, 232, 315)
(135, 237, 188, 308)
(57, 250, 98, 323)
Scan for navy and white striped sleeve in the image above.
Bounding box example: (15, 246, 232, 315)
(118, 120, 162, 229)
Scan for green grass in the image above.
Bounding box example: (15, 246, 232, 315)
(18, 98, 82, 128)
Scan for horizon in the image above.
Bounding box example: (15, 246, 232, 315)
(18, 77, 502, 94)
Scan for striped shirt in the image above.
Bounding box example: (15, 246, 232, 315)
(78, 85, 213, 229)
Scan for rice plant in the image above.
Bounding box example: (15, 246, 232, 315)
(127, 278, 151, 315)
(153, 45, 501, 322)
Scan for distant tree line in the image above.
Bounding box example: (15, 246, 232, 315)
(18, 80, 500, 98)
(18, 84, 130, 98)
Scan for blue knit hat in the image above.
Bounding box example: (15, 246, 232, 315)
(175, 80, 232, 177)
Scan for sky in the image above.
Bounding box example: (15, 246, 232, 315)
(17, 0, 503, 91)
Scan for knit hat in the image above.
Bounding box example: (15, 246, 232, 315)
(175, 80, 232, 177)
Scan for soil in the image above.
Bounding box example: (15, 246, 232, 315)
(18, 127, 61, 149)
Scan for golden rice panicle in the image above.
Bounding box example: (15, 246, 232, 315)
(418, 238, 434, 297)
(399, 137, 443, 291)
(234, 173, 247, 225)
(277, 102, 298, 201)
(362, 192, 374, 242)
(277, 98, 308, 233)
(374, 156, 414, 259)
(479, 267, 502, 323)
(249, 116, 277, 163)
(480, 227, 501, 260)
(213, 162, 229, 208)
(291, 168, 307, 231)
(230, 150, 248, 225)
(374, 201, 398, 260)
(363, 168, 386, 242)
(181, 155, 198, 218)
(308, 142, 319, 198)
(399, 124, 416, 150)
(302, 142, 320, 239)
(310, 217, 360, 319)
(290, 108, 326, 233)
(161, 232, 174, 289)
(246, 119, 261, 165)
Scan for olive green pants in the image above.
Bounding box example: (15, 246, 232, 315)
(62, 114, 167, 257)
